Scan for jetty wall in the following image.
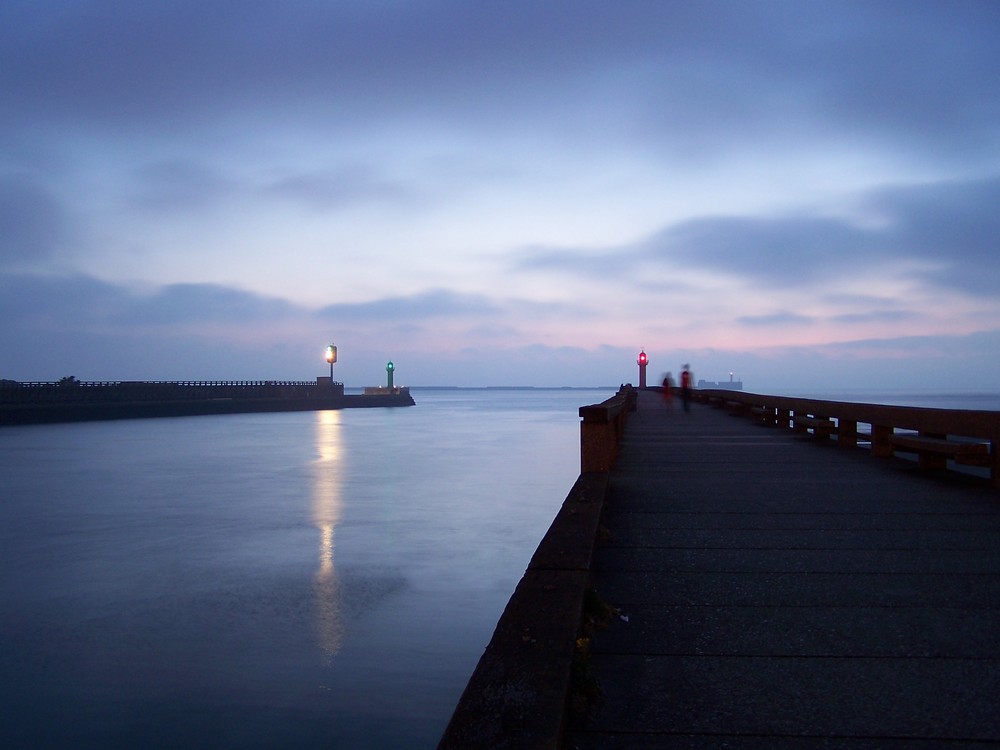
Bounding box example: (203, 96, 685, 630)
(437, 385, 635, 750)
(0, 380, 414, 425)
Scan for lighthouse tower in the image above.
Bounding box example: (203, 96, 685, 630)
(637, 350, 648, 389)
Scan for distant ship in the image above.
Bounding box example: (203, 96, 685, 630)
(697, 377, 743, 391)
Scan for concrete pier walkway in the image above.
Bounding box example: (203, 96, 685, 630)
(565, 390, 1000, 748)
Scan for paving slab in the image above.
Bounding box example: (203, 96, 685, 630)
(596, 545, 1000, 574)
(579, 653, 1000, 737)
(606, 510, 1000, 532)
(587, 604, 1000, 659)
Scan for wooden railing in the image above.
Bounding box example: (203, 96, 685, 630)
(579, 384, 637, 472)
(695, 389, 1000, 489)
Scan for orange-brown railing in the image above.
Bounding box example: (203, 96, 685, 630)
(695, 389, 1000, 489)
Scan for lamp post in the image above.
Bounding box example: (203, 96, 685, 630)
(325, 344, 337, 381)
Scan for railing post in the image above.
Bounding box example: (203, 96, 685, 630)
(581, 419, 615, 473)
(838, 419, 858, 448)
(872, 424, 893, 457)
(792, 410, 807, 434)
(991, 438, 999, 489)
(918, 431, 948, 471)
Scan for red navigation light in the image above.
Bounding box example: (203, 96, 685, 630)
(638, 351, 647, 365)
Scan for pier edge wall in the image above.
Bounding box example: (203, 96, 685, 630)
(437, 386, 634, 749)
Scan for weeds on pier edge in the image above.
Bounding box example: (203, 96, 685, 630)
(569, 588, 615, 722)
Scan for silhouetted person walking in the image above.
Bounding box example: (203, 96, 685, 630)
(661, 373, 674, 409)
(680, 364, 692, 412)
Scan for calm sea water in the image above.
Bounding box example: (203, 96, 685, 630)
(0, 388, 610, 750)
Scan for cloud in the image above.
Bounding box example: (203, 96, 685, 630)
(0, 273, 301, 329)
(822, 328, 1000, 357)
(262, 165, 418, 213)
(512, 246, 623, 279)
(738, 311, 815, 327)
(792, 330, 1000, 392)
(828, 310, 917, 325)
(861, 176, 1000, 296)
(118, 283, 303, 325)
(629, 2, 1000, 161)
(0, 272, 325, 380)
(5, 0, 999, 162)
(0, 176, 69, 267)
(318, 289, 500, 322)
(642, 215, 880, 286)
(805, 2, 1000, 157)
(699, 174, 1000, 298)
(516, 172, 1000, 303)
(4, 1, 614, 133)
(3, 271, 999, 391)
(0, 273, 125, 325)
(127, 159, 236, 213)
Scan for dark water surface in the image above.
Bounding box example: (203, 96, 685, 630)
(0, 388, 608, 749)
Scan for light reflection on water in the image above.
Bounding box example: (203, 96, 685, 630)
(313, 410, 344, 662)
(0, 388, 601, 749)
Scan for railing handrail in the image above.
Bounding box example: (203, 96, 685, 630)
(3, 380, 318, 389)
(697, 389, 1000, 440)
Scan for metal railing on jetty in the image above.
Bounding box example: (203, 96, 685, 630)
(0, 379, 328, 404)
(694, 388, 1000, 489)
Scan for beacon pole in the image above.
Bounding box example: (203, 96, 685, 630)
(325, 344, 337, 382)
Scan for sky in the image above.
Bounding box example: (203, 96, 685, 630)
(3, 0, 1000, 392)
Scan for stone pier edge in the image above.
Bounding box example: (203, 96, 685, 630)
(436, 470, 610, 750)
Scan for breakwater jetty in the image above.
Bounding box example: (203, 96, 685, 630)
(0, 378, 414, 425)
(440, 387, 1000, 748)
